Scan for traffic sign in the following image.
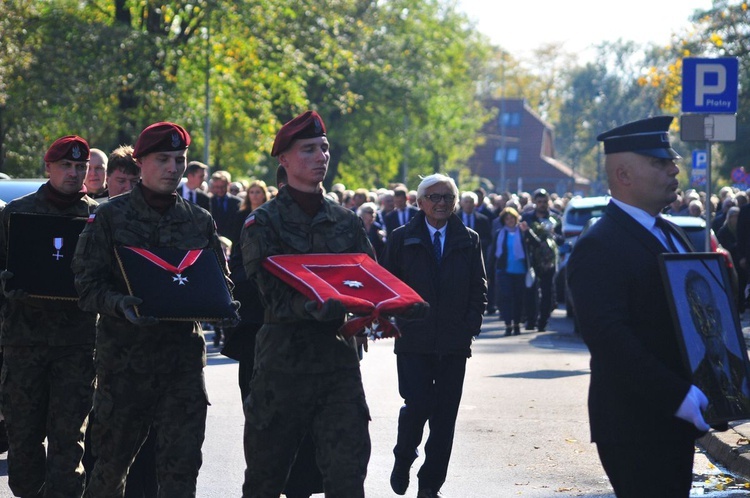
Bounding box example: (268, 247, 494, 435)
(692, 150, 707, 170)
(682, 57, 738, 113)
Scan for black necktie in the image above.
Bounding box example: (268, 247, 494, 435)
(433, 231, 442, 264)
(655, 217, 679, 252)
(190, 191, 195, 203)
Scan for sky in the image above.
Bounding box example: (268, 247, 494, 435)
(457, 0, 715, 61)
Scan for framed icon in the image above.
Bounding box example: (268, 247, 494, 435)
(659, 252, 750, 424)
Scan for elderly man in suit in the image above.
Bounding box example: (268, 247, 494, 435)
(567, 116, 710, 497)
(383, 174, 486, 498)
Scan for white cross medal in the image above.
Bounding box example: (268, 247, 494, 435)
(53, 237, 64, 260)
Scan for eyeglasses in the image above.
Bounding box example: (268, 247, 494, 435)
(424, 193, 456, 204)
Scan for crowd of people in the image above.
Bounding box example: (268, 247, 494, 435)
(1, 110, 749, 498)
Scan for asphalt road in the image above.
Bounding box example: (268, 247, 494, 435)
(0, 307, 744, 497)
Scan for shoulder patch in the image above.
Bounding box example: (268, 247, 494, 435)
(244, 214, 256, 228)
(87, 213, 96, 223)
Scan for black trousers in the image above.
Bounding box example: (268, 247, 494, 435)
(524, 268, 555, 326)
(596, 438, 695, 497)
(393, 353, 466, 492)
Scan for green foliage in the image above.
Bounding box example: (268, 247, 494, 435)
(0, 0, 493, 190)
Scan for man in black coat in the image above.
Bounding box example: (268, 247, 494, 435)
(209, 170, 242, 241)
(567, 116, 710, 497)
(383, 174, 486, 498)
(179, 161, 210, 210)
(385, 186, 419, 235)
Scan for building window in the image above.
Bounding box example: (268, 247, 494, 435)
(498, 112, 521, 128)
(494, 147, 519, 164)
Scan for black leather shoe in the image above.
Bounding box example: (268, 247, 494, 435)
(417, 488, 443, 498)
(504, 326, 512, 336)
(537, 322, 547, 332)
(513, 324, 520, 335)
(525, 322, 536, 331)
(390, 462, 410, 495)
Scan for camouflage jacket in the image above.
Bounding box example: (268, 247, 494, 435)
(241, 186, 374, 374)
(0, 183, 98, 346)
(72, 183, 227, 373)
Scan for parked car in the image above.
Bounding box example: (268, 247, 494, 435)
(665, 215, 738, 297)
(565, 214, 738, 322)
(556, 195, 610, 315)
(0, 178, 47, 204)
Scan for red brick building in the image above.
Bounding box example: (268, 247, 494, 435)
(468, 98, 590, 195)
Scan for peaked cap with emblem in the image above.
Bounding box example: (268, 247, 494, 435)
(271, 110, 327, 157)
(597, 115, 681, 159)
(133, 122, 191, 159)
(44, 135, 90, 163)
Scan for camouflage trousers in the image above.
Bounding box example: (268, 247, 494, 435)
(242, 368, 371, 498)
(83, 368, 208, 498)
(1, 344, 95, 498)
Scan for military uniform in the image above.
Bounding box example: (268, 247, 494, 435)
(72, 183, 225, 497)
(241, 185, 373, 497)
(0, 183, 98, 498)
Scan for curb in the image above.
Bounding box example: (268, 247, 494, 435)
(699, 424, 750, 479)
(699, 320, 750, 478)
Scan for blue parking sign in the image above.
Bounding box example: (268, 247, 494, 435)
(682, 58, 738, 113)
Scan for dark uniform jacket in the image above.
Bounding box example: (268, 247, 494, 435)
(382, 211, 487, 358)
(241, 186, 374, 374)
(567, 201, 703, 444)
(0, 184, 98, 346)
(72, 183, 227, 373)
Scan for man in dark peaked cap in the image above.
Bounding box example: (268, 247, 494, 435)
(73, 121, 232, 497)
(567, 116, 712, 497)
(240, 110, 374, 497)
(0, 135, 99, 497)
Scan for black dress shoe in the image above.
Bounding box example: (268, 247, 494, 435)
(513, 324, 520, 335)
(504, 326, 512, 336)
(417, 488, 443, 498)
(390, 462, 410, 495)
(537, 323, 546, 332)
(525, 323, 536, 331)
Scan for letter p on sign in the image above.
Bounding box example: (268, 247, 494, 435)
(682, 57, 738, 113)
(695, 64, 726, 107)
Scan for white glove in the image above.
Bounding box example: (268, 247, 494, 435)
(675, 385, 710, 432)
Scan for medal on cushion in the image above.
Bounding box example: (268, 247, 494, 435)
(53, 237, 64, 260)
(124, 247, 202, 286)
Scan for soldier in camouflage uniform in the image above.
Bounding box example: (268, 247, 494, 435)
(72, 122, 227, 498)
(0, 136, 98, 498)
(240, 111, 373, 497)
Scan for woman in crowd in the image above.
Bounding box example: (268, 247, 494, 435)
(357, 201, 386, 260)
(488, 207, 530, 336)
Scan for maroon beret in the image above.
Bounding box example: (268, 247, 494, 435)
(271, 110, 326, 157)
(44, 135, 90, 163)
(133, 122, 191, 159)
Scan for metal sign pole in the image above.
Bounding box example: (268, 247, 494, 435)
(705, 141, 712, 252)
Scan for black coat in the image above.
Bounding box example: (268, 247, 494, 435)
(178, 184, 210, 211)
(382, 211, 487, 357)
(384, 206, 419, 235)
(567, 201, 702, 444)
(210, 193, 242, 240)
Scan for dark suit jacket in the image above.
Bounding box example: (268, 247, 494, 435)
(210, 194, 242, 240)
(179, 184, 210, 211)
(460, 211, 491, 251)
(736, 203, 750, 264)
(385, 206, 419, 235)
(567, 201, 702, 445)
